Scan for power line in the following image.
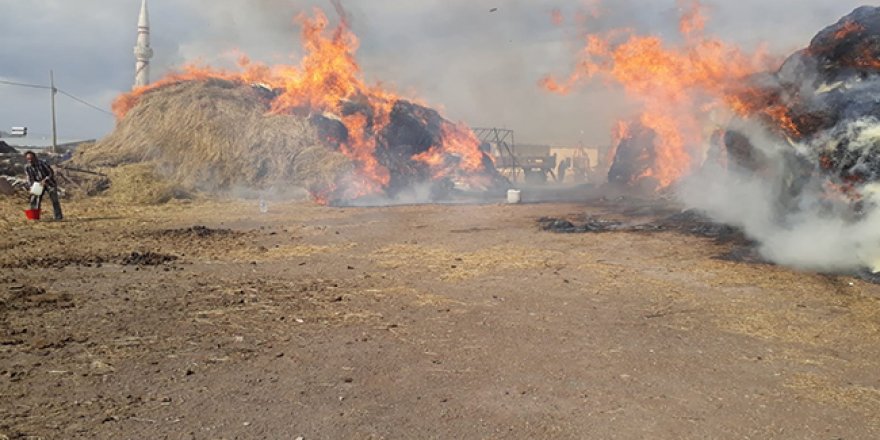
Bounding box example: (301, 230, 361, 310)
(0, 78, 115, 117)
(0, 79, 52, 90)
(57, 89, 115, 117)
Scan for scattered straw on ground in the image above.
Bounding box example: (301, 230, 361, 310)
(227, 243, 358, 263)
(785, 372, 880, 427)
(372, 244, 564, 281)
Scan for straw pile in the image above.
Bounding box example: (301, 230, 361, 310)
(74, 79, 352, 203)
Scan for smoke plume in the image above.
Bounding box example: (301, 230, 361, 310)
(679, 124, 880, 273)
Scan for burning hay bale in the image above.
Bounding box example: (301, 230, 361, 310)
(542, 4, 880, 272)
(77, 77, 506, 205)
(680, 5, 880, 272)
(718, 6, 880, 212)
(74, 79, 353, 203)
(308, 98, 509, 204)
(607, 121, 659, 191)
(735, 7, 880, 152)
(80, 9, 507, 205)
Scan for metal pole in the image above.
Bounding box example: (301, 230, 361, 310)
(50, 70, 58, 154)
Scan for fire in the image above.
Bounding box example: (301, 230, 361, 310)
(543, 0, 776, 187)
(809, 18, 877, 70)
(762, 105, 801, 139)
(551, 9, 564, 26)
(678, 0, 706, 37)
(834, 20, 865, 40)
(639, 111, 694, 187)
(605, 120, 629, 168)
(414, 122, 487, 178)
(339, 113, 389, 193)
(114, 8, 490, 200)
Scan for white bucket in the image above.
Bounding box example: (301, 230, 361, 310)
(507, 189, 522, 204)
(30, 182, 44, 196)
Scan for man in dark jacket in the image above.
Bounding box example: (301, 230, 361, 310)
(24, 151, 63, 220)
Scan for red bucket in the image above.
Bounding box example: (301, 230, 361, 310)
(24, 209, 41, 220)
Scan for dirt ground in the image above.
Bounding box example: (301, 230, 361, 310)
(2, 194, 880, 439)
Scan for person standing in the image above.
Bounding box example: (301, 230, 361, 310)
(24, 151, 63, 220)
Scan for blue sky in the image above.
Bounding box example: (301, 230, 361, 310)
(0, 0, 869, 145)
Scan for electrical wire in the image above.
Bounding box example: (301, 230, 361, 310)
(57, 89, 115, 117)
(0, 79, 115, 117)
(0, 79, 52, 90)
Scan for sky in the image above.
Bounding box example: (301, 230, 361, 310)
(0, 0, 871, 146)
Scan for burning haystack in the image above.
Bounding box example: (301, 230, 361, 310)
(77, 9, 506, 205)
(724, 6, 880, 204)
(574, 5, 880, 206)
(542, 0, 776, 190)
(606, 121, 658, 190)
(75, 79, 352, 201)
(545, 4, 880, 271)
(687, 5, 880, 271)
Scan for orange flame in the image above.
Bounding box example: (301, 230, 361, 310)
(551, 9, 564, 26)
(414, 122, 487, 179)
(543, 1, 776, 188)
(339, 113, 389, 193)
(114, 8, 490, 199)
(606, 120, 630, 167)
(762, 105, 801, 138)
(678, 0, 706, 37)
(850, 42, 880, 70)
(834, 20, 865, 40)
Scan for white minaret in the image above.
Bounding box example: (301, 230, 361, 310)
(133, 0, 153, 89)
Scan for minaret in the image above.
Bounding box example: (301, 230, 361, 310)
(133, 0, 154, 89)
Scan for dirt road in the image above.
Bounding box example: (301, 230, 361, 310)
(2, 197, 879, 439)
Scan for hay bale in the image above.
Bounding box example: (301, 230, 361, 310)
(608, 121, 657, 187)
(74, 79, 352, 199)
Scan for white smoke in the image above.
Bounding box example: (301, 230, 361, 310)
(679, 116, 880, 273)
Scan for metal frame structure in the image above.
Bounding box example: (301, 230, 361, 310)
(472, 127, 519, 183)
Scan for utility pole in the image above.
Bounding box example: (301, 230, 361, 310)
(50, 70, 58, 154)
